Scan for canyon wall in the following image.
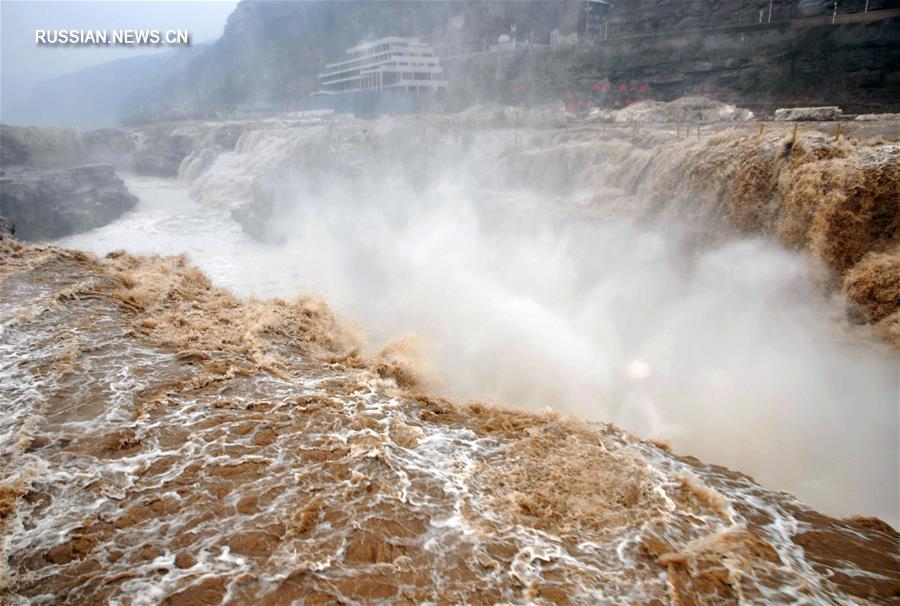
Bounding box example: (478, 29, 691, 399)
(444, 17, 900, 114)
(81, 1, 899, 124)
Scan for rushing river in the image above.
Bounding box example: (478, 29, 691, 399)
(4, 233, 898, 604)
(51, 171, 899, 526)
(55, 175, 306, 299)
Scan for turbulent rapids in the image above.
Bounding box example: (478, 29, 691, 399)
(1, 104, 899, 604)
(2, 240, 898, 604)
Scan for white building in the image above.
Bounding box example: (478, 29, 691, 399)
(317, 37, 447, 94)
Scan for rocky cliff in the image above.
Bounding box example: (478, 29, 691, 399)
(606, 0, 898, 35)
(0, 125, 141, 241)
(0, 125, 132, 170)
(0, 165, 138, 241)
(0, 216, 14, 239)
(444, 17, 900, 114)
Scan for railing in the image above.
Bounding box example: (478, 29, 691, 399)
(321, 66, 444, 87)
(322, 52, 440, 78)
(321, 52, 393, 77)
(600, 7, 899, 42)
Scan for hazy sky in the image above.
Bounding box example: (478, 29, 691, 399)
(1, 0, 238, 111)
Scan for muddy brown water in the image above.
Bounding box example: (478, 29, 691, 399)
(1, 241, 898, 604)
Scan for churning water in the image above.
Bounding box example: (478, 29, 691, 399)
(53, 168, 899, 527)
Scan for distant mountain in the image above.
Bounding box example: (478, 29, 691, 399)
(2, 45, 207, 129)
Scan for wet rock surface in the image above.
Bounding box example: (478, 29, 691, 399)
(0, 216, 14, 239)
(130, 130, 196, 177)
(230, 198, 278, 244)
(0, 165, 138, 241)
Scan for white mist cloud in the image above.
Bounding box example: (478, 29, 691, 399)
(262, 166, 899, 524)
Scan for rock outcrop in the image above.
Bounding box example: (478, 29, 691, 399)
(0, 124, 134, 169)
(0, 165, 138, 241)
(588, 97, 755, 123)
(774, 106, 844, 121)
(0, 216, 14, 239)
(132, 120, 290, 177)
(855, 112, 900, 121)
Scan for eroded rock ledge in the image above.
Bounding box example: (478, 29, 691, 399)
(0, 165, 137, 241)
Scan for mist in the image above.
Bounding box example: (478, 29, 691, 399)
(261, 159, 898, 524)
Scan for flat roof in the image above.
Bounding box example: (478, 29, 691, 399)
(346, 37, 426, 54)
